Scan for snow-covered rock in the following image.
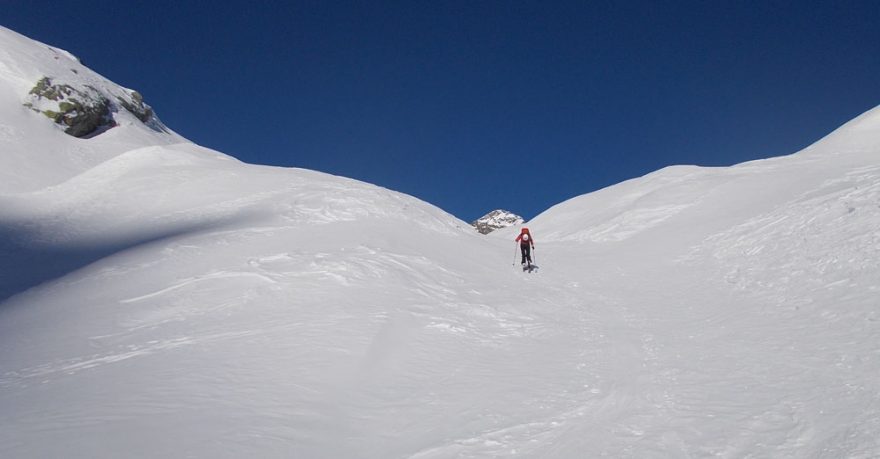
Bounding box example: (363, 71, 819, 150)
(471, 209, 524, 234)
(2, 25, 879, 458)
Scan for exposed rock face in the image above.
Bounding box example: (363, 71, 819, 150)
(471, 209, 525, 234)
(23, 77, 162, 138)
(117, 90, 154, 123)
(24, 77, 113, 137)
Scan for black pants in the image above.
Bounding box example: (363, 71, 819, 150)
(520, 244, 532, 265)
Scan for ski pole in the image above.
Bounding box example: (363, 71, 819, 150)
(512, 243, 518, 266)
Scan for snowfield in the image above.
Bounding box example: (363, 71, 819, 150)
(1, 26, 879, 458)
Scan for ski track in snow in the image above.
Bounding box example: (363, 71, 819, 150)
(119, 271, 278, 304)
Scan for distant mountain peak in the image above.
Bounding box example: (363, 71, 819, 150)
(471, 209, 524, 234)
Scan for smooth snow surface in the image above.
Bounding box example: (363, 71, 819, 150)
(2, 26, 879, 458)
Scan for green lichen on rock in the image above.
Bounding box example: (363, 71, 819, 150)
(42, 110, 61, 122)
(24, 76, 114, 138)
(117, 90, 154, 123)
(23, 76, 163, 137)
(29, 77, 74, 101)
(28, 77, 51, 96)
(59, 96, 112, 137)
(58, 101, 76, 112)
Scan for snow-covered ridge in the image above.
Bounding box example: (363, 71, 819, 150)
(527, 105, 880, 245)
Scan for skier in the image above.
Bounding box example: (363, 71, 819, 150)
(515, 227, 535, 268)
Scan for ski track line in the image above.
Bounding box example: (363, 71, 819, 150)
(119, 270, 276, 304)
(407, 389, 626, 459)
(0, 330, 261, 387)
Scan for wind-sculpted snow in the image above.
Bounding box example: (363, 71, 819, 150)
(691, 163, 880, 299)
(0, 141, 465, 302)
(2, 25, 880, 458)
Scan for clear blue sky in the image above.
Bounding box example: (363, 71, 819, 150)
(4, 1, 879, 221)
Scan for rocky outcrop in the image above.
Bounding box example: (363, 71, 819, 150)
(117, 90, 154, 123)
(23, 77, 162, 138)
(472, 209, 525, 234)
(24, 77, 113, 137)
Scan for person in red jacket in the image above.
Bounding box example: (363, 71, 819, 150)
(515, 227, 535, 267)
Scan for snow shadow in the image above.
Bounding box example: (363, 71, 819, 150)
(0, 211, 265, 305)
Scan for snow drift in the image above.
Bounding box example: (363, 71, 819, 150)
(1, 25, 879, 458)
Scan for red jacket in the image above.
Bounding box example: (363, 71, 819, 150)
(515, 228, 534, 247)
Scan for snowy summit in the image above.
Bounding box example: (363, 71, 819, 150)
(471, 209, 525, 234)
(2, 25, 880, 458)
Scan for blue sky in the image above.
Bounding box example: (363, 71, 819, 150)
(5, 1, 879, 221)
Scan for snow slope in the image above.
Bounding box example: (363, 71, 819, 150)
(2, 26, 879, 458)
